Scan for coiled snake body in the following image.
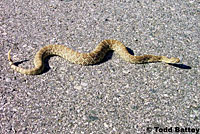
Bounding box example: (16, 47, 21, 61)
(8, 39, 180, 75)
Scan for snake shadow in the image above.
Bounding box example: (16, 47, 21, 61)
(168, 63, 192, 69)
(13, 60, 29, 66)
(42, 55, 56, 74)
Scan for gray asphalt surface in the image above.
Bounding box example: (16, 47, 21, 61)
(0, 0, 199, 133)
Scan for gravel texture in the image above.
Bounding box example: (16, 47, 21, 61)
(0, 0, 199, 133)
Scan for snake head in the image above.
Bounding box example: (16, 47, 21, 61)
(161, 56, 180, 63)
(166, 57, 180, 63)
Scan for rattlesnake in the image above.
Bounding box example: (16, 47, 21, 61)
(8, 39, 180, 75)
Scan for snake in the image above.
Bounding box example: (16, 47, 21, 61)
(8, 39, 180, 75)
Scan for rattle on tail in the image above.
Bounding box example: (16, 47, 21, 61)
(8, 39, 180, 75)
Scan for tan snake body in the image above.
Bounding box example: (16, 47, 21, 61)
(8, 39, 180, 75)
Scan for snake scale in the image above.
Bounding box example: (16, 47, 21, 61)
(8, 39, 180, 75)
